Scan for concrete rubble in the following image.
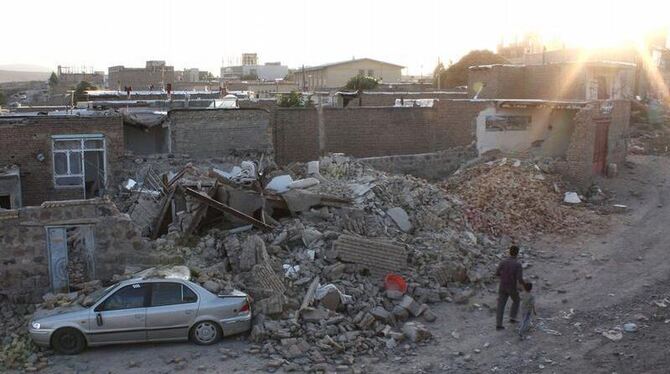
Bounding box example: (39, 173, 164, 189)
(1, 154, 514, 371)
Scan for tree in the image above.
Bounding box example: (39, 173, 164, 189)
(0, 90, 5, 106)
(73, 81, 97, 104)
(433, 50, 508, 89)
(48, 72, 59, 88)
(344, 75, 379, 91)
(277, 91, 305, 107)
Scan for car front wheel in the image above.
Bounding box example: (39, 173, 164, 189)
(52, 328, 86, 354)
(190, 321, 222, 345)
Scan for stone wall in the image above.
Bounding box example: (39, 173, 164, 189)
(168, 108, 273, 158)
(0, 199, 161, 303)
(0, 116, 124, 206)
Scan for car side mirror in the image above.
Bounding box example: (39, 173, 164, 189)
(96, 313, 103, 326)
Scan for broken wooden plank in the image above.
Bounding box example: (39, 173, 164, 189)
(150, 187, 176, 240)
(183, 187, 273, 231)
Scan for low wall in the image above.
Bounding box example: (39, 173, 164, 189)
(358, 146, 477, 180)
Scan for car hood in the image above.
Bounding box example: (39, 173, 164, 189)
(33, 305, 88, 323)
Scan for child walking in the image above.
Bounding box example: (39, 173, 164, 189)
(518, 282, 536, 339)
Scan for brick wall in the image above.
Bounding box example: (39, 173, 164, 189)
(323, 107, 435, 157)
(432, 100, 486, 149)
(560, 100, 630, 189)
(0, 116, 124, 207)
(168, 108, 272, 158)
(274, 100, 485, 164)
(274, 108, 320, 164)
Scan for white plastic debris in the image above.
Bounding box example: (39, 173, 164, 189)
(123, 179, 137, 190)
(266, 175, 294, 193)
(563, 192, 582, 204)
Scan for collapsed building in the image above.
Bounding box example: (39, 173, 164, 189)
(0, 58, 637, 369)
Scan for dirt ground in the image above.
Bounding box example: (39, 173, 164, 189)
(37, 155, 670, 374)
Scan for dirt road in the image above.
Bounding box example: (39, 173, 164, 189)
(40, 155, 670, 374)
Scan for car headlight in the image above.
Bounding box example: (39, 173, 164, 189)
(31, 321, 41, 329)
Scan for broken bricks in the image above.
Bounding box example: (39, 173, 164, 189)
(333, 234, 407, 277)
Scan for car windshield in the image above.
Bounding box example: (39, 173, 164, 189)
(82, 284, 119, 307)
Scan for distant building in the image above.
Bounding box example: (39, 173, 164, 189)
(293, 58, 404, 90)
(52, 66, 105, 94)
(182, 68, 200, 82)
(221, 54, 288, 81)
(108, 61, 175, 91)
(242, 53, 258, 66)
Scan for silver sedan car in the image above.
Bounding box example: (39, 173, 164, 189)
(28, 278, 251, 354)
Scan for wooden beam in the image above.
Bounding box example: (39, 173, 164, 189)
(183, 187, 273, 231)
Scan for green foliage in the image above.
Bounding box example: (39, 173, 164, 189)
(73, 81, 97, 104)
(0, 90, 5, 106)
(277, 91, 308, 107)
(48, 72, 59, 87)
(344, 75, 379, 91)
(434, 50, 508, 88)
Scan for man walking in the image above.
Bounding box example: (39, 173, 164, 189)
(495, 245, 524, 330)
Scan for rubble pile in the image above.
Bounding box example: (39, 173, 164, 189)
(142, 154, 500, 370)
(0, 303, 44, 371)
(444, 158, 597, 238)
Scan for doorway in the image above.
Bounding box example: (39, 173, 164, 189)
(592, 119, 610, 175)
(46, 226, 96, 293)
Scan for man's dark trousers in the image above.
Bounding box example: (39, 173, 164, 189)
(496, 288, 520, 326)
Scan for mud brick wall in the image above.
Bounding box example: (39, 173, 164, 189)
(0, 199, 161, 303)
(168, 108, 272, 158)
(468, 64, 588, 100)
(273, 108, 320, 164)
(468, 66, 526, 99)
(524, 65, 586, 100)
(0, 116, 124, 207)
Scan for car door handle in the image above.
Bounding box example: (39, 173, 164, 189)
(134, 314, 145, 319)
(185, 310, 193, 315)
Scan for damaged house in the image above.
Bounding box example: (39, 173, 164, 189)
(0, 113, 124, 207)
(468, 62, 632, 188)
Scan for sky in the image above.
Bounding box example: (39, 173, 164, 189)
(1, 0, 669, 76)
